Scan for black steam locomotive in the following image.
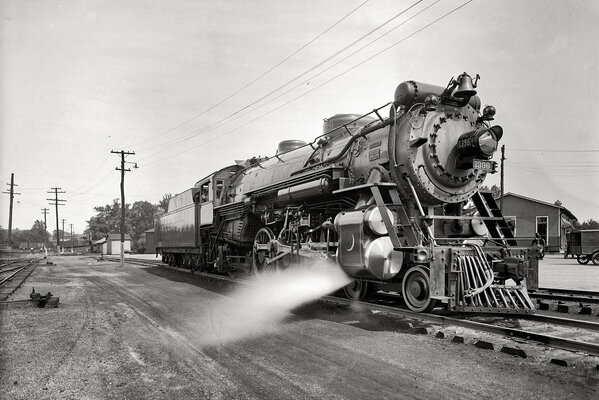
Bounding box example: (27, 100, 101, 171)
(155, 72, 539, 313)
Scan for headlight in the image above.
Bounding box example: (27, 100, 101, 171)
(456, 125, 503, 159)
(477, 130, 498, 157)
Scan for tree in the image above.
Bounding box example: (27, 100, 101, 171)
(158, 193, 171, 214)
(86, 199, 131, 241)
(577, 219, 599, 230)
(479, 184, 501, 198)
(30, 220, 49, 244)
(85, 199, 159, 252)
(129, 201, 159, 252)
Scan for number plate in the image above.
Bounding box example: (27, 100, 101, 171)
(473, 159, 495, 172)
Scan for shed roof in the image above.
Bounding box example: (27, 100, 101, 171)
(498, 192, 577, 221)
(106, 233, 132, 241)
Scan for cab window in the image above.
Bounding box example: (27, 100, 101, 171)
(200, 182, 210, 203)
(215, 179, 224, 200)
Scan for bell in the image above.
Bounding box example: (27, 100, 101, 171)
(454, 73, 477, 99)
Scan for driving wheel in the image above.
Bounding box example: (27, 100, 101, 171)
(252, 228, 277, 275)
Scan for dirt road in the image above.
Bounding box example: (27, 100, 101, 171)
(1, 256, 597, 399)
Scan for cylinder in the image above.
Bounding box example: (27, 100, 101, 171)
(277, 178, 331, 202)
(364, 236, 403, 280)
(364, 206, 395, 236)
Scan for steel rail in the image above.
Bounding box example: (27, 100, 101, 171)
(0, 258, 26, 269)
(0, 259, 37, 287)
(530, 292, 599, 304)
(320, 296, 599, 356)
(532, 287, 599, 304)
(522, 313, 599, 331)
(106, 257, 599, 356)
(538, 288, 599, 297)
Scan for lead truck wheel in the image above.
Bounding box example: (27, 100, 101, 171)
(592, 251, 599, 266)
(402, 266, 438, 312)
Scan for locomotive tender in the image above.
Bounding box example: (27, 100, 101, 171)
(156, 72, 539, 313)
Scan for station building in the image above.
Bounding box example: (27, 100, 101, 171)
(496, 192, 577, 253)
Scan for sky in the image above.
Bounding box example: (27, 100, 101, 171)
(1, 0, 598, 234)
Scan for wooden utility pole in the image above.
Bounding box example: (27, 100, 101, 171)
(41, 208, 49, 257)
(47, 188, 66, 254)
(111, 150, 136, 267)
(41, 208, 49, 250)
(69, 223, 74, 253)
(500, 145, 506, 213)
(2, 173, 20, 248)
(61, 219, 66, 248)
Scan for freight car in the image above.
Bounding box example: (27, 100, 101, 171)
(156, 72, 540, 313)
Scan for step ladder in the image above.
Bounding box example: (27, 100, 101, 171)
(369, 183, 420, 248)
(471, 191, 517, 246)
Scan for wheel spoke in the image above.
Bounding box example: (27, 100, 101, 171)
(252, 227, 277, 276)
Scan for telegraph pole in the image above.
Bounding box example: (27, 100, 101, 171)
(2, 173, 20, 248)
(111, 150, 136, 267)
(41, 208, 49, 255)
(500, 144, 506, 213)
(47, 188, 66, 254)
(61, 219, 66, 248)
(69, 223, 74, 253)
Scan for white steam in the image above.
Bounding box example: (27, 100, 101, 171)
(196, 260, 352, 347)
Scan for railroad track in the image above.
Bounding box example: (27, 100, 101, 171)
(531, 287, 599, 304)
(104, 256, 599, 357)
(0, 257, 27, 269)
(0, 258, 39, 301)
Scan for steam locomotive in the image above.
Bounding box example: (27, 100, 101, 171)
(155, 72, 540, 313)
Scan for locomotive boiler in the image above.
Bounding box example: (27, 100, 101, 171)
(155, 72, 540, 313)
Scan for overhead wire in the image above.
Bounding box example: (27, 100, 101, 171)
(136, 0, 425, 156)
(138, 0, 443, 164)
(126, 0, 372, 151)
(142, 0, 474, 167)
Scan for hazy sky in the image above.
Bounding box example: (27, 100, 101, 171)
(1, 0, 598, 234)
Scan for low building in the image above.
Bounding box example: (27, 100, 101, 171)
(497, 192, 577, 253)
(92, 238, 106, 253)
(141, 228, 155, 254)
(94, 233, 132, 255)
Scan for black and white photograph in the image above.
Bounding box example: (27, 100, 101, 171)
(1, 1, 598, 399)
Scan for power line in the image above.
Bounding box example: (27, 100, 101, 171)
(2, 173, 21, 247)
(128, 0, 373, 150)
(136, 0, 426, 156)
(47, 187, 66, 253)
(143, 0, 475, 166)
(111, 150, 137, 266)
